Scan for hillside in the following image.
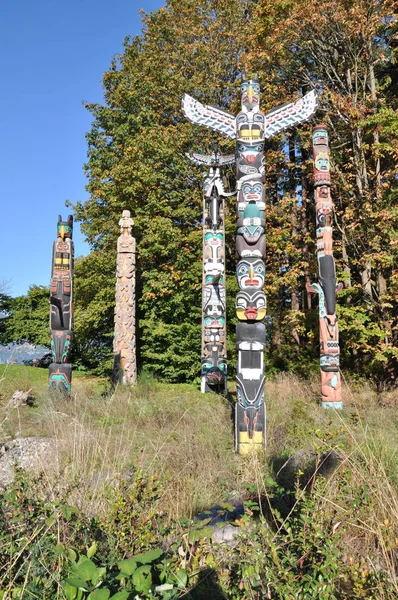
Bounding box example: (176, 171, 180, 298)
(0, 365, 397, 598)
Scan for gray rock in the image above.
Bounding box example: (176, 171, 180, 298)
(211, 523, 240, 545)
(0, 437, 57, 488)
(6, 389, 35, 409)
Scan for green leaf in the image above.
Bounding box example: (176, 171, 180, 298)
(45, 514, 56, 527)
(87, 541, 97, 559)
(74, 558, 97, 582)
(132, 565, 152, 594)
(66, 578, 89, 591)
(174, 569, 188, 589)
(133, 548, 163, 564)
(55, 542, 65, 554)
(88, 590, 110, 600)
(64, 583, 77, 600)
(188, 526, 213, 543)
(117, 559, 137, 576)
(68, 548, 77, 562)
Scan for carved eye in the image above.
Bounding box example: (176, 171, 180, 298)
(253, 84, 260, 93)
(256, 297, 266, 308)
(238, 264, 248, 276)
(254, 184, 262, 195)
(241, 83, 248, 92)
(237, 298, 246, 308)
(255, 265, 264, 275)
(242, 184, 251, 194)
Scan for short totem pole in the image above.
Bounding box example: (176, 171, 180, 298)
(113, 210, 137, 385)
(183, 78, 318, 453)
(48, 215, 74, 395)
(187, 145, 235, 394)
(307, 126, 343, 408)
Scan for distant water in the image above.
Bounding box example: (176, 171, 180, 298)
(0, 342, 49, 364)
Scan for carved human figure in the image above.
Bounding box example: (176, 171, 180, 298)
(48, 215, 74, 396)
(113, 210, 137, 385)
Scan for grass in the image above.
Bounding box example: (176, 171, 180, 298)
(1, 365, 398, 597)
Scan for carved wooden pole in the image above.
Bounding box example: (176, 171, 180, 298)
(187, 145, 235, 395)
(48, 215, 74, 396)
(182, 82, 318, 453)
(113, 210, 137, 385)
(307, 126, 343, 408)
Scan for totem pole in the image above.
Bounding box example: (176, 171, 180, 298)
(307, 126, 343, 408)
(113, 210, 137, 385)
(187, 144, 235, 394)
(48, 215, 74, 396)
(182, 79, 318, 453)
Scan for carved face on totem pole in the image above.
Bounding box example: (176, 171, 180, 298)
(204, 231, 224, 261)
(236, 289, 267, 321)
(57, 215, 73, 240)
(240, 79, 260, 112)
(237, 258, 265, 290)
(237, 180, 265, 216)
(237, 203, 265, 244)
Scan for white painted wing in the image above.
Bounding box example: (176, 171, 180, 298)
(218, 154, 236, 166)
(186, 153, 213, 166)
(264, 89, 318, 139)
(182, 94, 236, 139)
(186, 152, 236, 167)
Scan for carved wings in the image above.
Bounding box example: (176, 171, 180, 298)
(182, 90, 318, 141)
(263, 90, 318, 139)
(181, 94, 236, 139)
(186, 152, 236, 167)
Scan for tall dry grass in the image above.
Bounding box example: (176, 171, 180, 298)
(1, 366, 398, 588)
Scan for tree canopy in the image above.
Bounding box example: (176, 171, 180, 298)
(6, 0, 396, 386)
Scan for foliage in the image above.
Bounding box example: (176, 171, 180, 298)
(69, 0, 248, 380)
(61, 0, 396, 385)
(249, 0, 398, 382)
(0, 285, 49, 348)
(219, 478, 397, 599)
(1, 372, 398, 597)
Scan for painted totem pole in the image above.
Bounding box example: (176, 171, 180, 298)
(182, 79, 318, 453)
(48, 215, 74, 395)
(113, 210, 137, 385)
(307, 126, 343, 408)
(187, 145, 235, 394)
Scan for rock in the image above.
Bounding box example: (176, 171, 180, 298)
(6, 389, 35, 409)
(0, 437, 57, 488)
(211, 523, 240, 544)
(273, 449, 344, 490)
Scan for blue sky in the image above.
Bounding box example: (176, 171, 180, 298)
(1, 0, 163, 297)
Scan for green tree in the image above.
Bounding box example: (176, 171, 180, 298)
(71, 0, 252, 380)
(0, 285, 50, 347)
(249, 0, 398, 383)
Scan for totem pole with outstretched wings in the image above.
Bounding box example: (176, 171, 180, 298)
(183, 80, 318, 454)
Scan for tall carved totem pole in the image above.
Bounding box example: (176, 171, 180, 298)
(183, 79, 318, 453)
(113, 210, 137, 386)
(48, 215, 74, 396)
(187, 145, 235, 394)
(307, 126, 343, 408)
